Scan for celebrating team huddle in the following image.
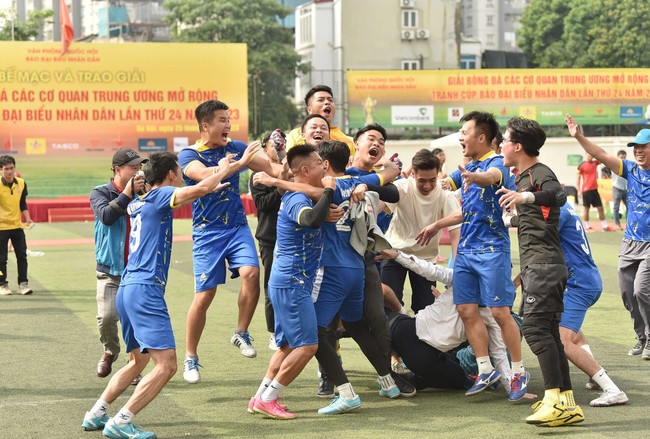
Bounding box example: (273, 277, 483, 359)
(82, 87, 650, 438)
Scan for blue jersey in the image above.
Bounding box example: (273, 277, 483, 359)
(619, 159, 650, 242)
(345, 166, 393, 232)
(558, 203, 602, 292)
(448, 151, 511, 253)
(321, 174, 380, 268)
(121, 186, 177, 288)
(269, 191, 324, 289)
(178, 140, 248, 231)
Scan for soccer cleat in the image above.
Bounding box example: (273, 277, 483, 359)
(253, 398, 295, 420)
(0, 284, 12, 295)
(590, 389, 629, 407)
(82, 412, 109, 431)
(465, 369, 500, 396)
(268, 334, 279, 351)
(544, 405, 585, 427)
(585, 378, 601, 390)
(628, 339, 645, 356)
(18, 282, 33, 295)
(183, 357, 202, 384)
(317, 375, 336, 399)
(530, 400, 543, 413)
(390, 370, 417, 397)
(525, 401, 570, 426)
(642, 339, 650, 360)
(102, 418, 157, 438)
(317, 395, 362, 415)
(248, 397, 287, 414)
(509, 369, 530, 402)
(231, 331, 257, 358)
(378, 385, 400, 399)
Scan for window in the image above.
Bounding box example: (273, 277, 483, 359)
(486, 33, 495, 45)
(299, 7, 312, 46)
(460, 55, 477, 69)
(402, 59, 420, 70)
(466, 16, 472, 28)
(486, 15, 494, 26)
(487, 0, 494, 7)
(402, 10, 418, 28)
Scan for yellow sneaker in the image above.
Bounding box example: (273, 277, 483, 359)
(525, 401, 569, 425)
(545, 405, 585, 427)
(530, 400, 543, 413)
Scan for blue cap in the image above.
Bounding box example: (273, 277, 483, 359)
(627, 129, 650, 147)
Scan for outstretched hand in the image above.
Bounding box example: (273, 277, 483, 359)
(565, 114, 581, 138)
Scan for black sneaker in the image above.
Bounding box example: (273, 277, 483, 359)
(317, 375, 335, 398)
(628, 339, 646, 356)
(390, 370, 417, 397)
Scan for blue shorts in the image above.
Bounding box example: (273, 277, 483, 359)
(312, 266, 364, 327)
(192, 224, 259, 292)
(270, 285, 318, 349)
(116, 283, 175, 354)
(560, 288, 601, 333)
(453, 252, 515, 307)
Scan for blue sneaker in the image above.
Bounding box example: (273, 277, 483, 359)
(81, 411, 109, 431)
(102, 418, 156, 439)
(318, 395, 362, 415)
(379, 385, 400, 399)
(465, 369, 500, 396)
(509, 369, 530, 402)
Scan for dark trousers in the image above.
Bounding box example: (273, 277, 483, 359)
(0, 228, 28, 285)
(363, 252, 392, 365)
(381, 258, 435, 313)
(316, 318, 391, 386)
(259, 244, 275, 333)
(522, 313, 572, 391)
(388, 311, 466, 389)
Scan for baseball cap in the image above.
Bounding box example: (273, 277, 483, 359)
(627, 129, 650, 147)
(112, 148, 148, 167)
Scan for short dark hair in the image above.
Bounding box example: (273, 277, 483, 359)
(143, 152, 179, 186)
(411, 149, 440, 173)
(0, 155, 16, 168)
(287, 144, 317, 172)
(195, 100, 229, 131)
(460, 111, 499, 145)
(353, 124, 388, 142)
(431, 148, 443, 156)
(617, 149, 627, 156)
(318, 141, 350, 173)
(494, 130, 503, 148)
(301, 113, 330, 132)
(304, 85, 334, 107)
(507, 117, 546, 157)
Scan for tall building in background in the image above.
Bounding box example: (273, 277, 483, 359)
(459, 0, 529, 68)
(7, 0, 169, 41)
(294, 0, 460, 130)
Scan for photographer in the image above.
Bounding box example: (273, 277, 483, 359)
(89, 148, 147, 381)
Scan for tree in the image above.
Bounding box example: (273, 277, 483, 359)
(518, 0, 650, 68)
(163, 0, 307, 138)
(0, 9, 53, 41)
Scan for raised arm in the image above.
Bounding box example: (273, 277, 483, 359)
(566, 114, 622, 174)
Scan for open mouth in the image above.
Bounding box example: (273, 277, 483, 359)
(368, 147, 380, 158)
(313, 134, 324, 141)
(323, 107, 332, 115)
(222, 132, 229, 141)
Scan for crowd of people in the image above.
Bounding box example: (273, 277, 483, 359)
(73, 85, 649, 437)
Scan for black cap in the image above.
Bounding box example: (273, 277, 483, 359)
(112, 148, 148, 167)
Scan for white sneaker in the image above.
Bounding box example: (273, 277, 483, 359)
(18, 282, 33, 295)
(268, 334, 279, 351)
(0, 284, 12, 296)
(231, 331, 257, 358)
(590, 389, 629, 407)
(183, 357, 202, 384)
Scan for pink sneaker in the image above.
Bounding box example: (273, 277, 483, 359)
(248, 397, 288, 414)
(253, 398, 295, 419)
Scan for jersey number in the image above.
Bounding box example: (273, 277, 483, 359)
(575, 219, 590, 255)
(129, 214, 142, 254)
